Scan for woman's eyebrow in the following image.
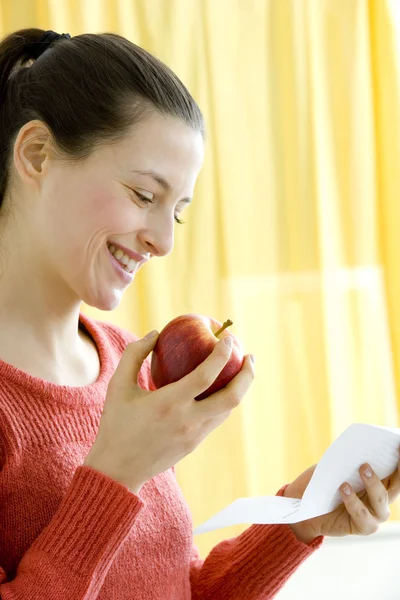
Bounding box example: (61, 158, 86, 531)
(130, 169, 192, 203)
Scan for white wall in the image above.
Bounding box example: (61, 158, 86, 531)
(275, 522, 400, 599)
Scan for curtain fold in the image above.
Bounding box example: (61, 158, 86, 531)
(2, 0, 399, 558)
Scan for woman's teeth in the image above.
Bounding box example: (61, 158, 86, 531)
(107, 243, 139, 273)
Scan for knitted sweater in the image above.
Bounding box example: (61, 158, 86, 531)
(0, 311, 324, 599)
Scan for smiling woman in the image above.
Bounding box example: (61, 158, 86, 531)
(0, 30, 205, 318)
(0, 27, 324, 600)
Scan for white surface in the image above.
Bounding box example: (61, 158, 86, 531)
(275, 521, 400, 599)
(194, 423, 400, 534)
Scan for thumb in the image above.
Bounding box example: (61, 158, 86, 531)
(116, 330, 159, 386)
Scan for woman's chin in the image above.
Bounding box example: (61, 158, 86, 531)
(82, 287, 125, 312)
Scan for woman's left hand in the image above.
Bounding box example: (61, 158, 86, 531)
(284, 447, 400, 543)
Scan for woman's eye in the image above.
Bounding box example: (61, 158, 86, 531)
(134, 191, 186, 225)
(134, 191, 154, 204)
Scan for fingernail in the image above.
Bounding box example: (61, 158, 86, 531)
(224, 336, 233, 348)
(342, 484, 351, 496)
(143, 330, 158, 339)
(250, 354, 256, 364)
(364, 466, 372, 478)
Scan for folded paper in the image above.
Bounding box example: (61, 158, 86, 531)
(194, 423, 400, 535)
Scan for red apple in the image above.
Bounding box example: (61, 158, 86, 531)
(150, 314, 244, 401)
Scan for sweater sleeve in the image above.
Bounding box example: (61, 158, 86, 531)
(189, 481, 324, 600)
(0, 465, 145, 599)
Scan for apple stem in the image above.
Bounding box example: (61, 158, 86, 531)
(214, 319, 233, 338)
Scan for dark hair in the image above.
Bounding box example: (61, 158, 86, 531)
(0, 27, 205, 211)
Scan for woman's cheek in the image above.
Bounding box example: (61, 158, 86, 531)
(84, 187, 126, 229)
(75, 179, 139, 233)
(85, 184, 116, 217)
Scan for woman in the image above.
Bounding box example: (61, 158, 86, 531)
(0, 28, 398, 599)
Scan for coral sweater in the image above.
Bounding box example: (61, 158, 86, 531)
(0, 312, 324, 599)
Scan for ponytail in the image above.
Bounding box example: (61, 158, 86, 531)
(0, 29, 67, 106)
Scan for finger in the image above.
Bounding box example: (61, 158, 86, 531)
(174, 337, 234, 400)
(339, 482, 379, 535)
(114, 332, 159, 389)
(359, 463, 390, 521)
(197, 354, 255, 419)
(385, 447, 400, 504)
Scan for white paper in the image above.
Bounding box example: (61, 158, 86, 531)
(194, 423, 400, 535)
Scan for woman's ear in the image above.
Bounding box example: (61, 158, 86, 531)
(12, 119, 53, 192)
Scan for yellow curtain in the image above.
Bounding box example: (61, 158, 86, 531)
(2, 0, 400, 559)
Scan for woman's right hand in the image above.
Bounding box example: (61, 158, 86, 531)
(83, 330, 255, 494)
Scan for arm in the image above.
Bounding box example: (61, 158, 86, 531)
(0, 466, 145, 598)
(187, 479, 324, 600)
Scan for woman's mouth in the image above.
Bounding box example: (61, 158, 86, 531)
(107, 242, 139, 274)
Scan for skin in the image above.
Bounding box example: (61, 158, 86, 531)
(0, 111, 204, 381)
(284, 456, 400, 544)
(0, 109, 398, 545)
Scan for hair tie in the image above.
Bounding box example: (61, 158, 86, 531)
(31, 30, 71, 59)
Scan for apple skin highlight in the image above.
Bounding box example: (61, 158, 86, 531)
(150, 314, 245, 400)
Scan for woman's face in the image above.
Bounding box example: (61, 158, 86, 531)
(9, 111, 204, 311)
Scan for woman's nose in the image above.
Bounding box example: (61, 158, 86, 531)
(139, 219, 175, 258)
